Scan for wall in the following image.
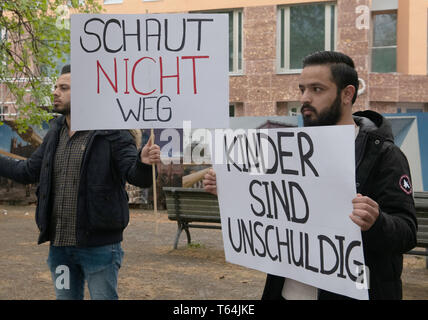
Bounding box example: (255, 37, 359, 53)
(397, 0, 428, 75)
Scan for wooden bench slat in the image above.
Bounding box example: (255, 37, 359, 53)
(168, 211, 220, 220)
(418, 226, 428, 233)
(165, 202, 220, 211)
(166, 202, 220, 207)
(168, 217, 220, 222)
(413, 192, 428, 256)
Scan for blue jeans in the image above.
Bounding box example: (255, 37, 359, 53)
(47, 243, 124, 300)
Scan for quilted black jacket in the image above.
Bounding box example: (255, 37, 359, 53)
(0, 116, 153, 247)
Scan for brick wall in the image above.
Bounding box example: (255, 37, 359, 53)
(230, 0, 428, 116)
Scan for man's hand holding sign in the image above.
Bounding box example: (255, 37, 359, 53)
(140, 137, 161, 166)
(350, 194, 380, 232)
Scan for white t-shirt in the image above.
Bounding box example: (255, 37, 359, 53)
(281, 123, 360, 300)
(282, 279, 317, 300)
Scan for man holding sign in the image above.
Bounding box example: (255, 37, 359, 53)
(204, 51, 417, 300)
(0, 65, 161, 300)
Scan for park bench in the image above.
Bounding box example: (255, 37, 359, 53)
(163, 187, 221, 249)
(406, 191, 428, 258)
(163, 187, 428, 257)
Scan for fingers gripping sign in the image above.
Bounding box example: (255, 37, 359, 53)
(140, 136, 161, 165)
(350, 194, 380, 231)
(203, 168, 217, 196)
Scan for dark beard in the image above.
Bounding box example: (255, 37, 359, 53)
(53, 102, 70, 116)
(301, 95, 342, 127)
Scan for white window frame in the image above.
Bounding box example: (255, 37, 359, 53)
(287, 101, 301, 116)
(0, 27, 6, 67)
(0, 105, 5, 121)
(230, 9, 243, 75)
(370, 10, 397, 73)
(192, 9, 243, 75)
(103, 0, 123, 4)
(0, 28, 6, 41)
(276, 3, 337, 74)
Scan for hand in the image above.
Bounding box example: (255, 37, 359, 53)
(203, 168, 217, 196)
(140, 138, 161, 165)
(350, 194, 380, 231)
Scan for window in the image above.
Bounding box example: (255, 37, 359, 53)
(371, 12, 397, 73)
(406, 108, 423, 113)
(229, 10, 243, 74)
(0, 106, 8, 121)
(229, 104, 235, 117)
(0, 27, 7, 67)
(195, 9, 243, 74)
(287, 101, 301, 116)
(0, 27, 8, 67)
(276, 101, 301, 116)
(103, 0, 123, 4)
(277, 3, 336, 73)
(397, 103, 427, 113)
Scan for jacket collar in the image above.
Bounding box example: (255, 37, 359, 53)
(353, 110, 394, 143)
(49, 115, 115, 136)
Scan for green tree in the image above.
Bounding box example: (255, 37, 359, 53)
(0, 0, 102, 133)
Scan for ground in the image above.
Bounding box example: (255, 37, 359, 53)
(0, 204, 427, 300)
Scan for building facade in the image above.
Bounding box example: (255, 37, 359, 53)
(99, 0, 428, 116)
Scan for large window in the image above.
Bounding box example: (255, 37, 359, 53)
(277, 3, 336, 73)
(220, 10, 243, 74)
(196, 9, 243, 74)
(371, 12, 397, 73)
(229, 10, 243, 74)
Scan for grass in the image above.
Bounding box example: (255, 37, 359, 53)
(187, 242, 205, 249)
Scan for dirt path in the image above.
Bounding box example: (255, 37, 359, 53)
(0, 204, 427, 300)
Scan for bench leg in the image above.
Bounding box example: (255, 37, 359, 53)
(426, 248, 428, 269)
(184, 223, 191, 245)
(173, 223, 183, 249)
(173, 222, 192, 249)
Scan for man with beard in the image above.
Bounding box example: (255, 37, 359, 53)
(203, 51, 417, 300)
(0, 65, 161, 300)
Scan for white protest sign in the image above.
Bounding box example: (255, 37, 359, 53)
(211, 125, 369, 300)
(70, 14, 229, 130)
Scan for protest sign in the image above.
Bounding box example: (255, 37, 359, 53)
(212, 125, 369, 300)
(70, 14, 229, 130)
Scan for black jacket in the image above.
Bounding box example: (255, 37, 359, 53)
(262, 110, 417, 300)
(0, 116, 154, 247)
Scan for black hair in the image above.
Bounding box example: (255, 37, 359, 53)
(61, 64, 70, 75)
(302, 51, 359, 104)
